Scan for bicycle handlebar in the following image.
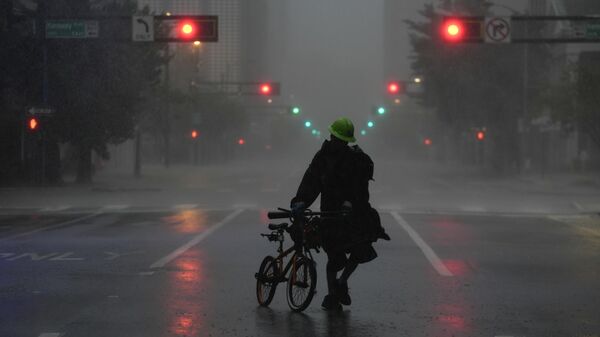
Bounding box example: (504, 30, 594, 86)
(267, 208, 350, 220)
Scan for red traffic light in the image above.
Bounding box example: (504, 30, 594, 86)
(476, 131, 485, 141)
(28, 117, 39, 131)
(441, 18, 483, 43)
(191, 130, 199, 139)
(442, 20, 464, 42)
(178, 20, 198, 39)
(238, 138, 246, 145)
(387, 82, 402, 95)
(424, 138, 432, 146)
(260, 84, 272, 95)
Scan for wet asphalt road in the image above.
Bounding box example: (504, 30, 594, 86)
(1, 207, 598, 337)
(1, 159, 600, 337)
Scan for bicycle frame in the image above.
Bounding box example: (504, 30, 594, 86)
(270, 224, 315, 285)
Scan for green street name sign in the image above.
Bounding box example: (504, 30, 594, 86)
(46, 20, 99, 39)
(586, 24, 600, 38)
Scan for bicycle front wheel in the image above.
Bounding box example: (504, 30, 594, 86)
(256, 256, 279, 306)
(286, 258, 317, 312)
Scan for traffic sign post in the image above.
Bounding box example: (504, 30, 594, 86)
(484, 17, 511, 43)
(132, 16, 154, 42)
(46, 20, 99, 39)
(586, 24, 600, 38)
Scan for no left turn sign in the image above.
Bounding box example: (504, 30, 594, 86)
(484, 17, 511, 43)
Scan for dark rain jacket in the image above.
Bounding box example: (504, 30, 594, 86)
(291, 140, 377, 256)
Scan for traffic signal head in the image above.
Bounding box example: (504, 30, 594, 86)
(424, 138, 432, 146)
(476, 131, 485, 141)
(178, 20, 198, 40)
(441, 17, 482, 43)
(367, 121, 374, 128)
(238, 138, 246, 145)
(387, 82, 402, 95)
(260, 83, 272, 95)
(28, 117, 39, 131)
(291, 106, 300, 115)
(361, 130, 367, 136)
(257, 82, 280, 96)
(191, 130, 198, 139)
(304, 121, 312, 128)
(377, 107, 386, 115)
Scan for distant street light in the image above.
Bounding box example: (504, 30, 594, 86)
(413, 77, 422, 84)
(193, 41, 202, 47)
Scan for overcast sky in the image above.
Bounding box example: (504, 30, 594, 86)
(281, 0, 527, 130)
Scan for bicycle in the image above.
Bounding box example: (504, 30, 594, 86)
(255, 207, 347, 312)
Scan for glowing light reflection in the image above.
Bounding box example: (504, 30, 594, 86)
(163, 209, 207, 234)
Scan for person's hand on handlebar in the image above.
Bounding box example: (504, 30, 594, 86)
(291, 201, 306, 218)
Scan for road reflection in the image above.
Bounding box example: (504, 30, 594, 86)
(429, 217, 473, 336)
(167, 250, 205, 336)
(163, 209, 208, 234)
(255, 307, 318, 336)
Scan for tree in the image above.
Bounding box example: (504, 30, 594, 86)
(405, 0, 552, 173)
(45, 0, 164, 182)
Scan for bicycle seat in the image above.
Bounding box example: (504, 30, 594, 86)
(268, 223, 288, 231)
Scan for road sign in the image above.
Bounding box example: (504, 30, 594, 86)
(28, 107, 54, 115)
(132, 16, 154, 42)
(484, 17, 511, 43)
(586, 24, 600, 38)
(46, 20, 99, 39)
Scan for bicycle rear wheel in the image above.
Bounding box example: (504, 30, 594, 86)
(256, 256, 279, 306)
(286, 258, 317, 312)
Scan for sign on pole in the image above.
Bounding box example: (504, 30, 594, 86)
(484, 17, 511, 43)
(46, 20, 99, 39)
(132, 16, 154, 42)
(28, 107, 54, 115)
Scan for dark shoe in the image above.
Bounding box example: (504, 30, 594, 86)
(321, 294, 342, 311)
(336, 280, 351, 306)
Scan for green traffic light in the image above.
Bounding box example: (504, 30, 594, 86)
(292, 107, 300, 115)
(367, 121, 374, 128)
(305, 121, 312, 128)
(312, 129, 317, 135)
(377, 107, 386, 115)
(361, 129, 366, 136)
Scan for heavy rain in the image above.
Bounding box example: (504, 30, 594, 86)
(1, 0, 599, 336)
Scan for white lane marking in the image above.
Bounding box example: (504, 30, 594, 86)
(459, 205, 486, 213)
(390, 212, 453, 277)
(49, 252, 85, 261)
(103, 205, 129, 211)
(41, 205, 71, 212)
(149, 208, 245, 269)
(139, 271, 155, 276)
(0, 212, 102, 242)
(39, 333, 62, 337)
(261, 187, 279, 193)
(173, 204, 198, 210)
(571, 201, 584, 211)
(233, 203, 257, 209)
(377, 204, 404, 212)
